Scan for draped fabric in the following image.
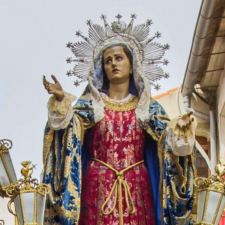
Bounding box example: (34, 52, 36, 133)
(79, 107, 156, 225)
(42, 87, 196, 225)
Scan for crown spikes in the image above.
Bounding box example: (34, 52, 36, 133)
(76, 30, 94, 47)
(66, 42, 73, 48)
(164, 72, 170, 79)
(143, 64, 164, 74)
(73, 58, 86, 63)
(146, 19, 153, 26)
(154, 83, 161, 90)
(144, 70, 164, 77)
(131, 14, 137, 19)
(87, 20, 92, 26)
(132, 24, 149, 42)
(72, 71, 89, 80)
(148, 75, 163, 82)
(93, 24, 106, 38)
(100, 14, 106, 20)
(67, 14, 170, 87)
(142, 36, 156, 48)
(76, 30, 84, 38)
(146, 59, 169, 65)
(125, 14, 137, 34)
(66, 70, 73, 76)
(155, 31, 161, 38)
(66, 57, 72, 63)
(143, 63, 166, 83)
(115, 14, 122, 21)
(142, 32, 162, 48)
(87, 22, 106, 43)
(144, 42, 165, 60)
(163, 59, 169, 65)
(100, 15, 114, 36)
(147, 60, 163, 65)
(163, 44, 170, 50)
(66, 58, 86, 64)
(72, 42, 93, 58)
(74, 62, 90, 71)
(74, 80, 80, 86)
(73, 62, 91, 82)
(73, 69, 89, 77)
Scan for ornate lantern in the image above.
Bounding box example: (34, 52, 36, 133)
(194, 160, 225, 225)
(0, 139, 17, 197)
(4, 161, 49, 225)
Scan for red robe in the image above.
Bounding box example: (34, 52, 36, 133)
(79, 108, 156, 225)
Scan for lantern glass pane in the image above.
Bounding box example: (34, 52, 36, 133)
(14, 195, 24, 225)
(205, 191, 221, 222)
(37, 193, 45, 224)
(2, 153, 17, 183)
(0, 157, 10, 186)
(197, 190, 206, 222)
(22, 192, 34, 223)
(215, 195, 225, 225)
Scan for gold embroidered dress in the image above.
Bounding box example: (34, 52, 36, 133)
(79, 94, 156, 225)
(42, 89, 196, 225)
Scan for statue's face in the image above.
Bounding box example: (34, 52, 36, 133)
(103, 46, 132, 84)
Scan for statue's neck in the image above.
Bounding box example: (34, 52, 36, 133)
(108, 80, 129, 101)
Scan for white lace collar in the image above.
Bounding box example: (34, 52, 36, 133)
(100, 92, 133, 103)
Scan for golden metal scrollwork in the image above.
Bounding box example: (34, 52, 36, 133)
(0, 139, 14, 198)
(4, 161, 50, 217)
(0, 220, 5, 225)
(0, 139, 13, 151)
(194, 159, 225, 225)
(194, 161, 225, 195)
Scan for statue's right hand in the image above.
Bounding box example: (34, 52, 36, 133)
(43, 75, 64, 101)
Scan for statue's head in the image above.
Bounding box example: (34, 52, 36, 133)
(101, 44, 134, 90)
(66, 14, 170, 122)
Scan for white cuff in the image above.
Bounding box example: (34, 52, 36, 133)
(167, 128, 195, 156)
(47, 92, 76, 130)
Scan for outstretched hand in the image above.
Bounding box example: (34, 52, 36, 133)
(43, 75, 64, 101)
(177, 111, 195, 129)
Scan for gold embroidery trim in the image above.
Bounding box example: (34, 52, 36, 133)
(102, 95, 139, 111)
(92, 158, 144, 225)
(158, 129, 167, 223)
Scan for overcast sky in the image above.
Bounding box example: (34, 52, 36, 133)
(0, 0, 201, 180)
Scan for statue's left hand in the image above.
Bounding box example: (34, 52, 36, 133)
(177, 111, 195, 129)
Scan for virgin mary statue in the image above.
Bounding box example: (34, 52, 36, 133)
(42, 15, 197, 225)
